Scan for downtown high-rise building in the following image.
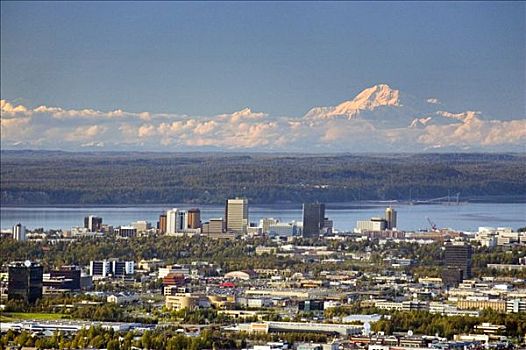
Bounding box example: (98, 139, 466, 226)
(177, 210, 188, 231)
(187, 208, 201, 229)
(302, 203, 325, 237)
(84, 215, 103, 232)
(166, 208, 189, 234)
(444, 243, 473, 280)
(12, 223, 26, 241)
(225, 198, 249, 234)
(385, 207, 397, 230)
(158, 213, 167, 234)
(166, 209, 179, 234)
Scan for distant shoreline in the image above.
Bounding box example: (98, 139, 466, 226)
(2, 196, 525, 209)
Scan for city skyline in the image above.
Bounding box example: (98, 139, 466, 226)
(1, 1, 525, 152)
(1, 2, 525, 346)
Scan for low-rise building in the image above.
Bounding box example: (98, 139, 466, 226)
(506, 299, 526, 313)
(107, 293, 139, 304)
(457, 299, 506, 313)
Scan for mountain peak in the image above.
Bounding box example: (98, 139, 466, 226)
(314, 83, 400, 119)
(350, 84, 401, 109)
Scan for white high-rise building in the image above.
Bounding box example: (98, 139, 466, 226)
(166, 208, 189, 234)
(225, 198, 248, 234)
(166, 208, 180, 235)
(12, 223, 26, 241)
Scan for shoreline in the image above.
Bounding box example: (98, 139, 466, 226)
(2, 196, 526, 209)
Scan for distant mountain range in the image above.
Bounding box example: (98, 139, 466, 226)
(1, 84, 525, 152)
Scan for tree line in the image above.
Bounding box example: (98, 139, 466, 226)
(2, 151, 525, 204)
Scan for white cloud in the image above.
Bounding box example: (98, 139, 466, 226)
(81, 141, 105, 148)
(427, 98, 440, 104)
(138, 124, 157, 138)
(193, 120, 218, 135)
(1, 99, 31, 116)
(418, 118, 526, 147)
(65, 125, 108, 141)
(0, 116, 32, 141)
(1, 89, 524, 152)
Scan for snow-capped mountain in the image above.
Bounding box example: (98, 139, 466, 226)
(304, 84, 482, 130)
(410, 111, 482, 129)
(305, 84, 403, 120)
(2, 83, 524, 152)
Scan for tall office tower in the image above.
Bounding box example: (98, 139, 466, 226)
(8, 261, 43, 304)
(12, 223, 26, 241)
(158, 213, 167, 234)
(302, 203, 325, 237)
(166, 208, 180, 234)
(444, 243, 473, 280)
(225, 198, 249, 234)
(187, 208, 201, 229)
(84, 215, 103, 232)
(385, 207, 397, 230)
(177, 210, 188, 232)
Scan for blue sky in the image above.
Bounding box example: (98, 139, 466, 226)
(1, 1, 525, 152)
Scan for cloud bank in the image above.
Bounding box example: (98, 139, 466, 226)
(1, 85, 525, 152)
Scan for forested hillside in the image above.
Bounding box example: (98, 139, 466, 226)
(1, 151, 524, 205)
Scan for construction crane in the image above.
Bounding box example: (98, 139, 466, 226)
(426, 217, 437, 231)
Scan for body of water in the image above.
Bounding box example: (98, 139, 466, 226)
(1, 202, 525, 232)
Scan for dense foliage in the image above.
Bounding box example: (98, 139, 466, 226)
(371, 309, 526, 339)
(1, 151, 525, 204)
(0, 325, 330, 349)
(2, 236, 524, 279)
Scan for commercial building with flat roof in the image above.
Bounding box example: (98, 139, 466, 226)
(385, 207, 397, 230)
(187, 208, 201, 229)
(302, 203, 325, 237)
(445, 243, 472, 279)
(8, 261, 43, 304)
(84, 216, 102, 232)
(225, 198, 249, 234)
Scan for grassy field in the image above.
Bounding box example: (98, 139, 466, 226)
(0, 312, 68, 322)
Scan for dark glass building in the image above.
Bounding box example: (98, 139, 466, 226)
(442, 267, 464, 288)
(302, 203, 325, 237)
(84, 215, 103, 232)
(298, 300, 325, 312)
(444, 243, 472, 280)
(8, 261, 43, 304)
(48, 265, 81, 290)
